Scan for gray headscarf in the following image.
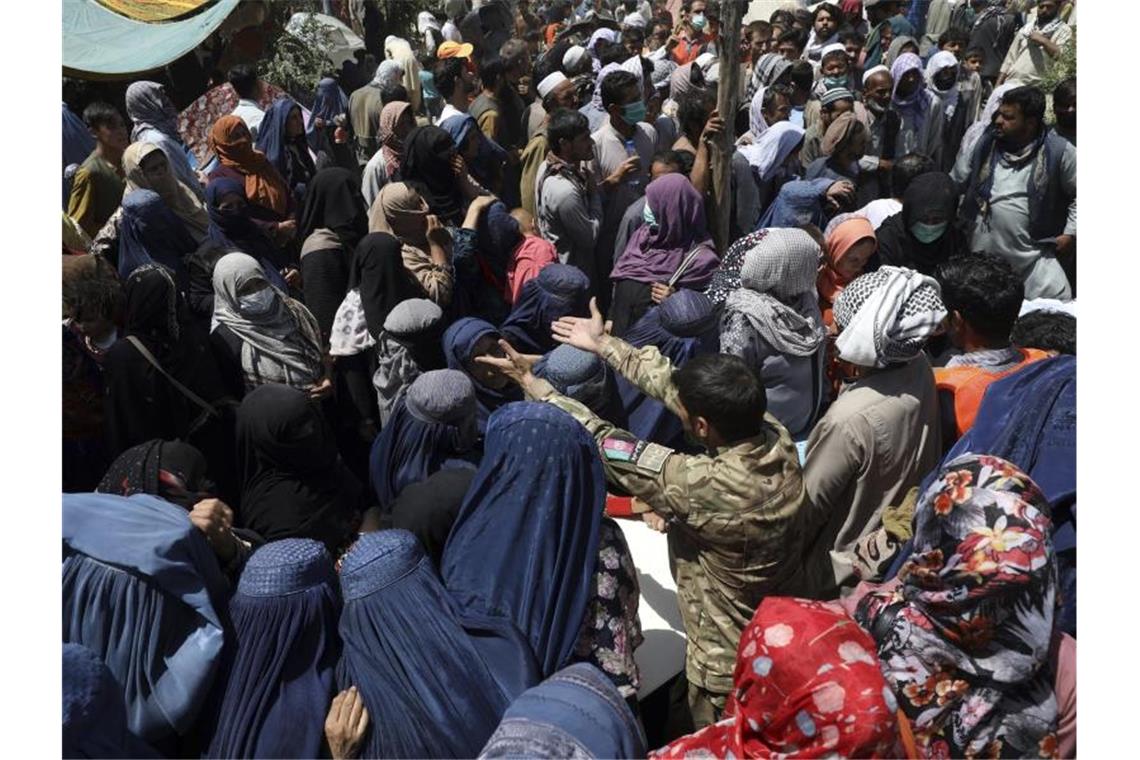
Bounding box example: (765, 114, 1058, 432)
(721, 229, 827, 358)
(125, 81, 181, 141)
(885, 35, 919, 68)
(211, 252, 324, 389)
(373, 298, 445, 424)
(373, 59, 405, 88)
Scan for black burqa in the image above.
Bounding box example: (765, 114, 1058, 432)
(235, 383, 363, 554)
(390, 467, 475, 568)
(333, 232, 426, 473)
(874, 172, 967, 278)
(97, 439, 213, 509)
(298, 168, 370, 343)
(102, 265, 239, 502)
(399, 125, 466, 225)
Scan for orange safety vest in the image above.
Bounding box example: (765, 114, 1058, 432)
(935, 348, 1051, 438)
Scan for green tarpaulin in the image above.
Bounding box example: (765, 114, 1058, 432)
(63, 0, 240, 78)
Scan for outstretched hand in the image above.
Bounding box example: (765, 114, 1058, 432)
(474, 340, 541, 389)
(325, 686, 369, 760)
(551, 297, 606, 354)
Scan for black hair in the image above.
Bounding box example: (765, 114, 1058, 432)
(82, 101, 122, 131)
(63, 257, 124, 324)
(673, 354, 767, 441)
(677, 89, 716, 138)
(813, 2, 842, 24)
(623, 26, 646, 45)
(891, 152, 937, 198)
(227, 64, 259, 100)
(769, 9, 794, 26)
(547, 108, 590, 154)
(937, 253, 1024, 345)
(1053, 76, 1077, 105)
(788, 60, 815, 91)
(704, 0, 721, 21)
(433, 58, 467, 99)
(598, 42, 628, 67)
(524, 29, 543, 44)
(479, 57, 505, 90)
(651, 149, 694, 176)
(938, 27, 970, 49)
(600, 70, 640, 110)
(380, 84, 409, 105)
(792, 8, 814, 28)
(777, 29, 806, 54)
(963, 46, 986, 61)
(499, 38, 529, 71)
(762, 85, 790, 111)
(1001, 85, 1046, 124)
(839, 30, 863, 46)
(1011, 311, 1075, 355)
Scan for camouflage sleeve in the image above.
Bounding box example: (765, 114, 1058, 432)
(596, 334, 686, 419)
(527, 376, 702, 519)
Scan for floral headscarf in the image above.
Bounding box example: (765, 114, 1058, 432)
(654, 597, 902, 758)
(856, 454, 1059, 759)
(379, 101, 412, 178)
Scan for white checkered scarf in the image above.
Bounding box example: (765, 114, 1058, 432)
(834, 266, 947, 368)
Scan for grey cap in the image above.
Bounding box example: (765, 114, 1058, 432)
(533, 344, 603, 389)
(405, 369, 477, 426)
(384, 298, 444, 337)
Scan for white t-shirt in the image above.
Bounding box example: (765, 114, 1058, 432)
(232, 99, 265, 140)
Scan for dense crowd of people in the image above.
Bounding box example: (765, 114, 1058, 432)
(62, 0, 1077, 757)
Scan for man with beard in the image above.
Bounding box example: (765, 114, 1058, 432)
(998, 0, 1073, 87)
(954, 86, 1075, 300)
(855, 66, 901, 204)
(1053, 77, 1076, 146)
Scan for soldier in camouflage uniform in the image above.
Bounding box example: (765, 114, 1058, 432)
(479, 299, 809, 729)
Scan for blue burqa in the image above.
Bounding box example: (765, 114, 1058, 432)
(442, 317, 524, 433)
(442, 402, 604, 701)
(337, 529, 510, 758)
(62, 492, 228, 747)
(205, 538, 341, 759)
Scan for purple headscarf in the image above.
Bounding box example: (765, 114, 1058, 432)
(890, 52, 931, 131)
(610, 174, 719, 286)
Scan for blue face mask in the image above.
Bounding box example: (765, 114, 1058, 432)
(911, 221, 948, 244)
(689, 12, 707, 31)
(642, 202, 657, 228)
(621, 100, 647, 125)
(239, 287, 276, 316)
(823, 75, 848, 89)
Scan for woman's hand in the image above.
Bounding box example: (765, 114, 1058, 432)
(824, 180, 855, 211)
(650, 283, 675, 304)
(308, 376, 334, 401)
(325, 687, 369, 760)
(462, 194, 499, 230)
(425, 214, 453, 248)
(189, 498, 239, 563)
(283, 267, 302, 289)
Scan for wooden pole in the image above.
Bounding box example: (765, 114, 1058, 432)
(710, 0, 743, 254)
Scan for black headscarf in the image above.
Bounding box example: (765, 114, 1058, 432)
(350, 232, 423, 340)
(875, 172, 966, 277)
(297, 168, 369, 249)
(96, 439, 213, 510)
(235, 384, 362, 554)
(103, 265, 232, 458)
(399, 125, 465, 225)
(390, 467, 475, 568)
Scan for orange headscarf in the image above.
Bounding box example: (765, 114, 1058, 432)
(819, 216, 876, 327)
(208, 115, 291, 217)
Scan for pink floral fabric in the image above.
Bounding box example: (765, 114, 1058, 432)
(856, 454, 1060, 759)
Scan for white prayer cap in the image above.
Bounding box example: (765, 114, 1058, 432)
(862, 64, 890, 85)
(537, 72, 570, 98)
(563, 45, 588, 70)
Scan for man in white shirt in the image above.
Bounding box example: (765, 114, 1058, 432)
(432, 55, 476, 126)
(228, 64, 265, 140)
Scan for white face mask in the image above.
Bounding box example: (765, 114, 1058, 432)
(239, 287, 276, 316)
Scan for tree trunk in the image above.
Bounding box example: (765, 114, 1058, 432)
(710, 0, 743, 253)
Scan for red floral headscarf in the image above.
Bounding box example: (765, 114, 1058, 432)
(654, 597, 902, 759)
(856, 454, 1059, 759)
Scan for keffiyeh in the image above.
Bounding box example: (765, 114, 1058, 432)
(833, 266, 947, 368)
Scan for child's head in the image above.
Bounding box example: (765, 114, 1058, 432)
(510, 207, 537, 235)
(963, 47, 985, 74)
